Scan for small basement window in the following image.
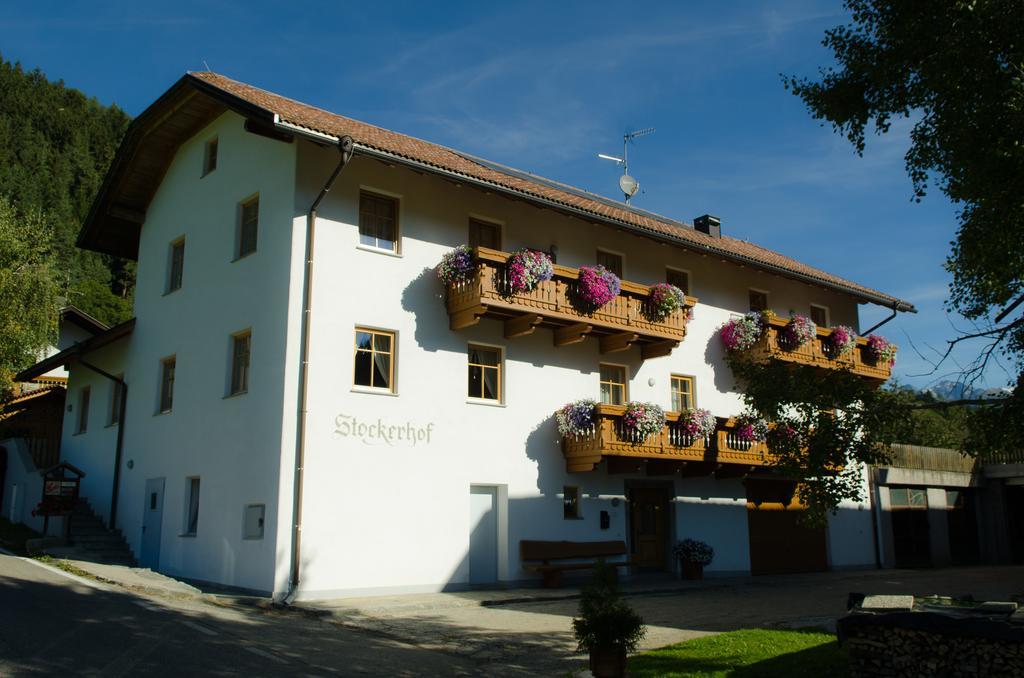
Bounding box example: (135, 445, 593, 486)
(243, 504, 265, 540)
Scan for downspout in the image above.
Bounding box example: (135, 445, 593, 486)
(861, 303, 899, 336)
(77, 358, 128, 531)
(286, 135, 354, 603)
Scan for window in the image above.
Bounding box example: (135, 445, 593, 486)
(889, 487, 927, 509)
(167, 238, 185, 292)
(243, 504, 265, 540)
(671, 375, 695, 411)
(77, 387, 90, 433)
(469, 218, 501, 250)
(159, 357, 176, 413)
(564, 486, 580, 519)
(354, 328, 395, 391)
(467, 344, 502, 402)
(359, 191, 399, 252)
(109, 377, 124, 426)
(599, 364, 627, 406)
(666, 268, 690, 295)
(229, 331, 251, 395)
(597, 250, 623, 278)
(203, 137, 218, 176)
(749, 289, 769, 312)
(810, 304, 829, 327)
(238, 196, 259, 258)
(184, 477, 200, 536)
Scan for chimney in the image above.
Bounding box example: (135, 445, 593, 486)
(694, 214, 721, 238)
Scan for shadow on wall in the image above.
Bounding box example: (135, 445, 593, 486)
(525, 417, 567, 497)
(400, 266, 463, 355)
(703, 332, 737, 394)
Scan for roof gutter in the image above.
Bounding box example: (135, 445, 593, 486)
(284, 133, 355, 604)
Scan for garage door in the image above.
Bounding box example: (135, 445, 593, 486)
(746, 480, 827, 575)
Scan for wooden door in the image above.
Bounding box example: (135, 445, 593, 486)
(746, 480, 827, 575)
(629, 488, 669, 570)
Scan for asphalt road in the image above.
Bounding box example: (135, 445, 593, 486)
(0, 552, 479, 677)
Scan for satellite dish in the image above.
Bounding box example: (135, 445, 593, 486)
(619, 174, 639, 198)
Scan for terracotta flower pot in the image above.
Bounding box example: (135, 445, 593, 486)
(681, 560, 704, 580)
(589, 645, 627, 678)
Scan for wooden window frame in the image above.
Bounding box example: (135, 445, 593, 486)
(76, 386, 90, 434)
(467, 343, 504, 403)
(358, 188, 401, 254)
(670, 374, 696, 412)
(599, 363, 628, 406)
(353, 327, 397, 393)
(563, 486, 581, 520)
(237, 195, 259, 260)
(167, 237, 185, 293)
(596, 249, 625, 278)
(666, 267, 691, 296)
(809, 304, 830, 327)
(468, 216, 503, 250)
(202, 137, 218, 177)
(159, 356, 176, 414)
(748, 288, 770, 313)
(229, 330, 251, 396)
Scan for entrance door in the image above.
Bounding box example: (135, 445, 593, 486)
(469, 486, 498, 584)
(629, 488, 670, 570)
(140, 478, 165, 569)
(746, 480, 828, 575)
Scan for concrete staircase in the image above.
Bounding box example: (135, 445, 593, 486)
(68, 500, 137, 566)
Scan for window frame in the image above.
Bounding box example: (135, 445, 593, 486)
(158, 356, 176, 414)
(352, 327, 397, 393)
(229, 330, 252, 396)
(183, 476, 200, 536)
(468, 216, 503, 251)
(809, 304, 830, 327)
(108, 376, 124, 427)
(666, 267, 691, 296)
(466, 342, 504, 404)
(202, 137, 218, 177)
(357, 188, 402, 254)
(563, 486, 581, 520)
(748, 288, 770, 312)
(670, 374, 696, 412)
(596, 248, 625, 278)
(599, 363, 628, 406)
(236, 194, 259, 260)
(167, 237, 185, 293)
(76, 386, 91, 434)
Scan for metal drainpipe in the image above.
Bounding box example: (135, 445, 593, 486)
(77, 358, 128, 531)
(860, 303, 899, 336)
(286, 135, 354, 603)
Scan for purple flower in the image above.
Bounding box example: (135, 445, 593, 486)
(437, 245, 476, 285)
(865, 334, 897, 366)
(556, 399, 598, 437)
(828, 325, 857, 355)
(781, 314, 817, 347)
(720, 312, 764, 352)
(648, 283, 686, 321)
(575, 265, 621, 310)
(507, 249, 554, 295)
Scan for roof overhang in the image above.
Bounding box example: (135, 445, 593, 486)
(16, 319, 136, 382)
(61, 305, 110, 336)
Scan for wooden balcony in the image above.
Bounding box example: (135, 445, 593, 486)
(446, 247, 697, 359)
(742, 315, 893, 383)
(562, 405, 772, 474)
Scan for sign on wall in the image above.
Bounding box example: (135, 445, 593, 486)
(333, 413, 434, 447)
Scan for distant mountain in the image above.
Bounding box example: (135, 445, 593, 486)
(924, 380, 1012, 401)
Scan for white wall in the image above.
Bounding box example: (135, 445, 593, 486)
(289, 140, 869, 598)
(1, 439, 45, 533)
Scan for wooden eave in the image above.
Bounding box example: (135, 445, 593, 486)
(15, 319, 136, 382)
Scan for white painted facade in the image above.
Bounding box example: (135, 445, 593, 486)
(57, 110, 879, 598)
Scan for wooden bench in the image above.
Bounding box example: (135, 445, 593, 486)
(520, 540, 631, 588)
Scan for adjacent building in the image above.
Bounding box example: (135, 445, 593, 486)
(17, 72, 918, 599)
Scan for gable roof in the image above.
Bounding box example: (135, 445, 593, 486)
(61, 305, 109, 336)
(80, 71, 914, 312)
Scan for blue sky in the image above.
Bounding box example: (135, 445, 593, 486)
(2, 1, 1011, 389)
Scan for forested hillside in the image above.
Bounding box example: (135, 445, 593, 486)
(0, 56, 133, 326)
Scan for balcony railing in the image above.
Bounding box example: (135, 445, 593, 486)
(743, 315, 893, 383)
(446, 247, 697, 359)
(562, 404, 772, 473)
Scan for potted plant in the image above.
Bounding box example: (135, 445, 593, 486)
(622, 401, 666, 443)
(733, 413, 769, 443)
(647, 282, 686, 321)
(826, 324, 857, 356)
(506, 248, 554, 295)
(556, 399, 599, 438)
(676, 408, 716, 439)
(780, 314, 817, 348)
(719, 312, 764, 352)
(575, 264, 621, 311)
(674, 538, 714, 580)
(572, 563, 646, 678)
(436, 244, 476, 286)
(864, 333, 897, 366)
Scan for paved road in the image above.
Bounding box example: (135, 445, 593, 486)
(0, 552, 478, 677)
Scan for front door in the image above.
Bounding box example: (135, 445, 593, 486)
(140, 478, 165, 569)
(629, 488, 670, 570)
(468, 486, 498, 584)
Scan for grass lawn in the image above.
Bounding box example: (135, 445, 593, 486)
(628, 628, 848, 678)
(0, 516, 41, 555)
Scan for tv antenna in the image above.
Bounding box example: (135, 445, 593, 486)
(598, 127, 656, 203)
